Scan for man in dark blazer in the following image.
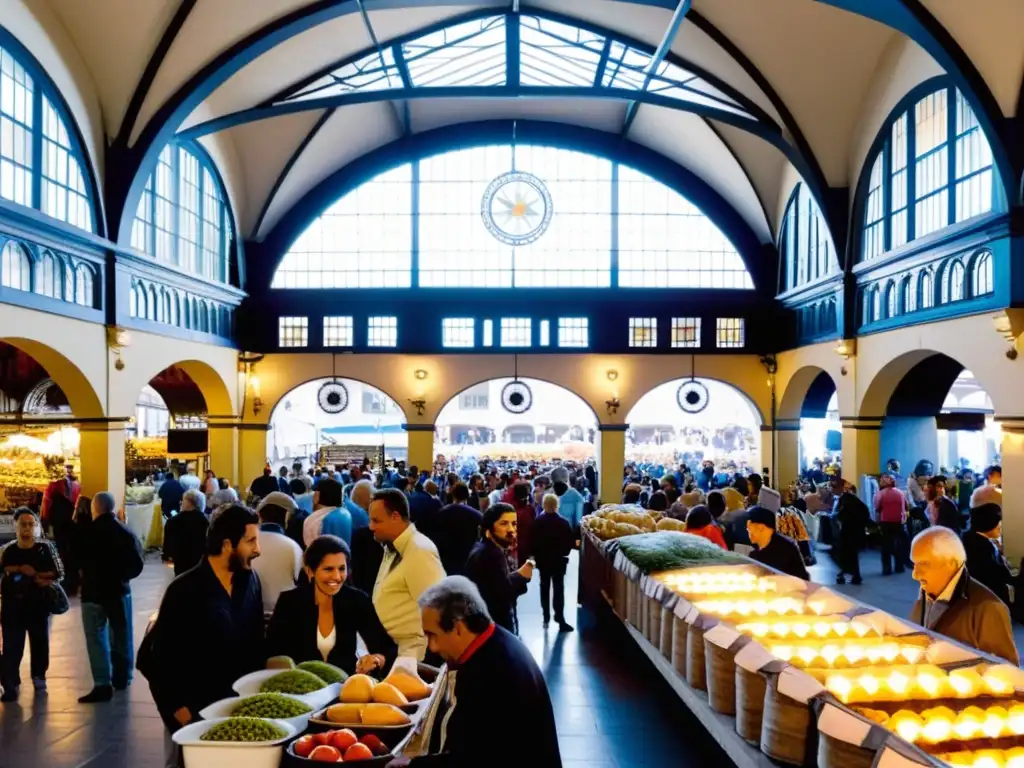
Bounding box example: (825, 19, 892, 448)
(463, 504, 532, 634)
(962, 503, 1013, 607)
(434, 483, 483, 576)
(745, 506, 810, 580)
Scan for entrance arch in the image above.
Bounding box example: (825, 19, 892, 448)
(777, 366, 842, 484)
(0, 337, 103, 418)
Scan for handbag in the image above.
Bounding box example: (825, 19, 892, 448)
(43, 582, 70, 615)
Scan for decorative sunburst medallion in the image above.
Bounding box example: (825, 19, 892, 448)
(481, 171, 553, 246)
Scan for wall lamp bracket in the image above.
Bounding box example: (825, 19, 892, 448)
(605, 397, 621, 416)
(409, 398, 427, 416)
(993, 311, 1020, 360)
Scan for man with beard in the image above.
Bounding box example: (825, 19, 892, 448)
(464, 503, 533, 635)
(143, 505, 265, 767)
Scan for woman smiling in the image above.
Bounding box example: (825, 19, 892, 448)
(266, 536, 396, 676)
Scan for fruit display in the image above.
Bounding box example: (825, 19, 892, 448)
(734, 616, 876, 640)
(856, 702, 1024, 746)
(267, 656, 296, 670)
(260, 669, 329, 695)
(819, 664, 1019, 704)
(613, 531, 747, 573)
(321, 702, 412, 727)
(582, 504, 656, 540)
(768, 639, 928, 669)
(199, 717, 288, 742)
(383, 670, 432, 702)
(298, 661, 348, 685)
(229, 693, 313, 719)
(657, 568, 777, 595)
(292, 729, 391, 761)
(937, 748, 1024, 767)
(655, 517, 687, 532)
(690, 595, 808, 618)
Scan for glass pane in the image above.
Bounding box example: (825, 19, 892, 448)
(278, 316, 308, 347)
(500, 317, 531, 347)
(323, 316, 354, 347)
(519, 16, 605, 87)
(557, 317, 588, 347)
(628, 317, 657, 347)
(442, 317, 475, 348)
(368, 316, 398, 347)
(404, 16, 506, 87)
(716, 318, 744, 348)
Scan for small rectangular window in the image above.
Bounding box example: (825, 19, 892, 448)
(278, 316, 308, 348)
(500, 318, 532, 347)
(629, 317, 657, 348)
(716, 318, 745, 349)
(368, 316, 397, 347)
(558, 317, 589, 348)
(482, 319, 494, 347)
(323, 316, 353, 347)
(539, 320, 550, 347)
(443, 318, 475, 348)
(671, 317, 701, 348)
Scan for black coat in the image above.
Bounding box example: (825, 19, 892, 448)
(162, 508, 210, 576)
(413, 625, 561, 768)
(158, 479, 184, 516)
(434, 503, 483, 576)
(349, 525, 384, 596)
(148, 558, 265, 722)
(266, 582, 396, 675)
(836, 492, 870, 545)
(933, 497, 962, 533)
(530, 512, 573, 572)
(78, 512, 145, 604)
(750, 532, 810, 580)
(409, 491, 443, 542)
(963, 530, 1013, 606)
(464, 539, 527, 634)
(250, 474, 279, 501)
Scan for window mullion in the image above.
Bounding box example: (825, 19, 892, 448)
(882, 140, 891, 253)
(946, 86, 956, 226)
(172, 146, 181, 267)
(411, 159, 419, 287)
(906, 111, 916, 242)
(197, 161, 206, 279)
(31, 90, 42, 210)
(610, 162, 619, 287)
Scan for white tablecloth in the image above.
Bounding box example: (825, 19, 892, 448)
(125, 502, 155, 542)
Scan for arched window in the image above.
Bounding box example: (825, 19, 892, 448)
(131, 143, 232, 283)
(34, 251, 60, 298)
(860, 83, 996, 260)
(159, 290, 171, 323)
(971, 251, 993, 297)
(900, 275, 915, 313)
(130, 282, 141, 318)
(863, 286, 879, 325)
(919, 270, 934, 309)
(168, 292, 179, 326)
(197, 300, 209, 332)
(885, 282, 898, 318)
(74, 263, 93, 307)
(949, 260, 965, 302)
(208, 304, 219, 336)
(273, 144, 752, 290)
(779, 182, 838, 292)
(1, 241, 31, 291)
(147, 285, 158, 320)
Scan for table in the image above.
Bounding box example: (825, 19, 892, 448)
(124, 502, 164, 549)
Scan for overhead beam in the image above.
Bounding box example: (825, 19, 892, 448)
(621, 0, 692, 137)
(356, 0, 409, 135)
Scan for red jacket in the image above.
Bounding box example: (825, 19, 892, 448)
(688, 524, 727, 550)
(42, 477, 81, 525)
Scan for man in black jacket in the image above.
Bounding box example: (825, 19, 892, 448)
(77, 492, 145, 703)
(927, 475, 962, 533)
(746, 506, 810, 580)
(464, 503, 532, 634)
(161, 489, 210, 576)
(434, 483, 483, 576)
(531, 493, 574, 631)
(962, 503, 1013, 607)
(390, 576, 561, 768)
(146, 505, 265, 753)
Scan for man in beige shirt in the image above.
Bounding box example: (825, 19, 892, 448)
(369, 488, 446, 662)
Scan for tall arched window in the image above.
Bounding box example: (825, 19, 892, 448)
(273, 144, 751, 290)
(919, 270, 934, 309)
(948, 260, 965, 302)
(131, 143, 232, 283)
(972, 251, 993, 297)
(860, 83, 996, 261)
(34, 251, 60, 298)
(1, 241, 31, 291)
(885, 282, 898, 318)
(900, 275, 915, 313)
(779, 182, 838, 292)
(0, 42, 95, 231)
(74, 263, 93, 307)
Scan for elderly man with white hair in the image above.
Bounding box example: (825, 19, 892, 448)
(909, 526, 1018, 664)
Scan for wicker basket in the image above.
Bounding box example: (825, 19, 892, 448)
(817, 732, 876, 768)
(671, 615, 688, 677)
(659, 607, 673, 659)
(735, 666, 767, 744)
(704, 638, 738, 715)
(686, 624, 707, 691)
(760, 673, 814, 765)
(612, 569, 628, 619)
(647, 597, 662, 645)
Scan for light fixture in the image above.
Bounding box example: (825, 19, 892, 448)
(993, 310, 1019, 360)
(834, 339, 856, 360)
(606, 397, 620, 416)
(106, 326, 131, 371)
(409, 398, 427, 416)
(238, 352, 266, 417)
(414, 369, 428, 380)
(250, 374, 264, 416)
(607, 369, 618, 381)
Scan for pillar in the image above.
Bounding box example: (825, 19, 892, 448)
(997, 420, 1024, 559)
(404, 424, 435, 473)
(79, 420, 127, 511)
(207, 415, 238, 488)
(769, 419, 801, 490)
(598, 424, 627, 506)
(840, 418, 882, 486)
(237, 424, 271, 497)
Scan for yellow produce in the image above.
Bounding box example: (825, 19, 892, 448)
(692, 595, 805, 618)
(857, 702, 1024, 747)
(371, 682, 409, 706)
(736, 617, 873, 640)
(361, 703, 411, 726)
(823, 664, 1020, 704)
(325, 703, 364, 724)
(384, 670, 432, 702)
(770, 640, 926, 669)
(340, 674, 376, 703)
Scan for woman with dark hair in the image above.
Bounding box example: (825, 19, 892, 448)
(266, 535, 396, 675)
(511, 482, 535, 567)
(647, 491, 669, 514)
(684, 505, 727, 549)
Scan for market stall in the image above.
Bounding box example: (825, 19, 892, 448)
(580, 507, 1024, 768)
(0, 428, 79, 541)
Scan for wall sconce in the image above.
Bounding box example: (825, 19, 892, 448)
(606, 369, 618, 381)
(409, 398, 427, 416)
(414, 369, 428, 380)
(250, 374, 264, 416)
(238, 352, 266, 417)
(605, 397, 620, 416)
(106, 325, 131, 371)
(834, 339, 856, 360)
(993, 311, 1019, 360)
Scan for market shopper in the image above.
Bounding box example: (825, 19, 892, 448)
(909, 526, 1018, 664)
(158, 469, 185, 519)
(464, 503, 532, 635)
(961, 503, 1014, 608)
(927, 475, 962, 532)
(250, 466, 279, 501)
(77, 491, 145, 703)
(389, 576, 561, 768)
(746, 506, 810, 580)
(369, 488, 447, 661)
(304, 478, 345, 546)
(0, 508, 64, 701)
(874, 472, 910, 575)
(531, 493, 574, 631)
(434, 483, 483, 577)
(161, 489, 209, 576)
(267, 535, 396, 675)
(832, 477, 870, 585)
(252, 494, 303, 613)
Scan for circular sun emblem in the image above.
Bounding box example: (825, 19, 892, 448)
(481, 171, 553, 246)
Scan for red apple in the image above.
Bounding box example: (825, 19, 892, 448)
(311, 732, 331, 747)
(308, 745, 342, 763)
(293, 735, 316, 758)
(360, 734, 388, 756)
(328, 729, 358, 752)
(343, 743, 374, 761)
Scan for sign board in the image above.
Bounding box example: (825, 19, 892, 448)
(319, 445, 375, 467)
(0, 514, 15, 543)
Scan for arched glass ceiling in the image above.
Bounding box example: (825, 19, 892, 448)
(273, 13, 753, 120)
(272, 144, 752, 291)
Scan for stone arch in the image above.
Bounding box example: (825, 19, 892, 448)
(778, 365, 841, 422)
(266, 375, 410, 424)
(0, 336, 103, 418)
(435, 376, 600, 427)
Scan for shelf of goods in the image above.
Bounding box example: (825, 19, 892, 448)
(579, 505, 1024, 768)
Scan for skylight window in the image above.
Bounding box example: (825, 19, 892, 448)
(288, 48, 400, 103)
(518, 16, 606, 87)
(403, 16, 506, 87)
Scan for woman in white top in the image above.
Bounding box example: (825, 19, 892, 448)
(265, 536, 396, 675)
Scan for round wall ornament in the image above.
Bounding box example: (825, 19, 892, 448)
(481, 170, 553, 246)
(317, 381, 350, 414)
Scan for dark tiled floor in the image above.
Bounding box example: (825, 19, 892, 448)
(0, 552, 731, 768)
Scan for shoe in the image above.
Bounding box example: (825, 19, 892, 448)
(32, 679, 46, 693)
(835, 576, 846, 585)
(557, 622, 575, 633)
(78, 686, 113, 704)
(1, 687, 19, 703)
(113, 681, 131, 691)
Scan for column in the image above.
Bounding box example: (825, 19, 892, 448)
(998, 420, 1024, 559)
(769, 419, 801, 490)
(78, 420, 127, 510)
(840, 417, 882, 487)
(404, 424, 435, 473)
(207, 415, 238, 487)
(237, 424, 271, 497)
(598, 424, 627, 506)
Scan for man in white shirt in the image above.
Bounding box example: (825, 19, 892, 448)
(368, 488, 446, 661)
(178, 465, 201, 492)
(303, 478, 343, 547)
(253, 493, 303, 614)
(970, 464, 1002, 509)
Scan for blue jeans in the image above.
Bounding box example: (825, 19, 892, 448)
(81, 595, 134, 687)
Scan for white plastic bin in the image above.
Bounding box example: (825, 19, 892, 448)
(172, 717, 296, 768)
(199, 694, 312, 735)
(232, 669, 340, 711)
